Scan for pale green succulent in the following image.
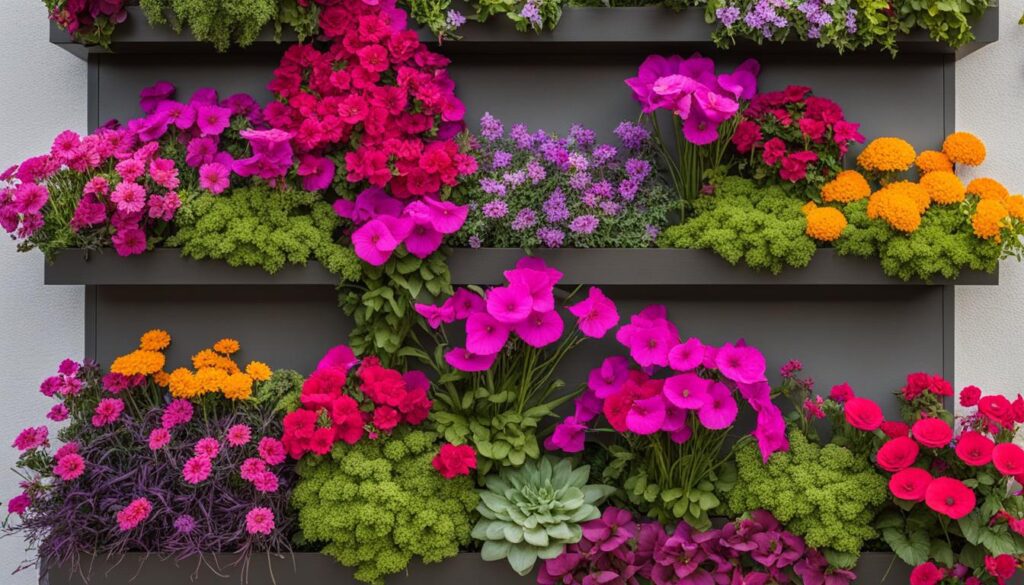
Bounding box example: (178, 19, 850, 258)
(472, 457, 614, 575)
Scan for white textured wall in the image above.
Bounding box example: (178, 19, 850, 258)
(0, 0, 1021, 582)
(0, 2, 86, 583)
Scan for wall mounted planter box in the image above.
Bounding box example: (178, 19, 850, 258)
(40, 551, 1024, 584)
(49, 5, 998, 60)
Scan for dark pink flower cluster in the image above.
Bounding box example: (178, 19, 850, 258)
(47, 0, 127, 39)
(281, 345, 432, 459)
(547, 314, 789, 462)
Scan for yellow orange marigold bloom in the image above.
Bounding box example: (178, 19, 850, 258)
(110, 350, 166, 377)
(868, 187, 922, 233)
(857, 137, 916, 173)
(915, 150, 953, 175)
(153, 370, 171, 388)
(919, 171, 965, 205)
(972, 199, 1009, 239)
(168, 368, 199, 399)
(805, 207, 848, 242)
(245, 361, 272, 382)
(966, 177, 1009, 202)
(1006, 195, 1024, 220)
(213, 338, 240, 355)
(801, 201, 818, 214)
(821, 170, 871, 203)
(139, 329, 171, 352)
(885, 181, 930, 213)
(221, 373, 254, 400)
(942, 132, 986, 166)
(195, 367, 229, 395)
(192, 349, 240, 373)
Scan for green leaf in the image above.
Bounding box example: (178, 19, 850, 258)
(959, 512, 984, 546)
(882, 528, 930, 566)
(929, 539, 955, 567)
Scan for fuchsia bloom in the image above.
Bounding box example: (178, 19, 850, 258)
(515, 311, 564, 348)
(116, 498, 153, 532)
(258, 437, 286, 465)
(53, 453, 86, 481)
(7, 493, 30, 515)
(626, 394, 667, 435)
(444, 348, 497, 372)
(47, 404, 70, 422)
(240, 457, 267, 481)
(466, 312, 510, 355)
(698, 382, 739, 429)
(194, 437, 221, 459)
(352, 219, 402, 266)
(486, 284, 534, 324)
(245, 507, 275, 535)
(110, 182, 146, 214)
(588, 356, 630, 398)
(91, 398, 125, 427)
(198, 162, 230, 194)
(568, 287, 620, 338)
(715, 342, 767, 384)
(615, 305, 679, 367)
(162, 399, 194, 429)
(196, 104, 232, 136)
(148, 428, 171, 450)
(183, 456, 213, 484)
(112, 227, 147, 256)
(432, 443, 478, 479)
(226, 424, 252, 447)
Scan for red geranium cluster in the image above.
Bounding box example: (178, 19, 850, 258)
(732, 85, 864, 194)
(280, 345, 432, 459)
(264, 0, 475, 201)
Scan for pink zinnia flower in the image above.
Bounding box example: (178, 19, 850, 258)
(245, 507, 275, 535)
(183, 455, 212, 484)
(53, 453, 86, 481)
(486, 283, 534, 324)
(198, 162, 230, 194)
(148, 428, 171, 450)
(194, 437, 220, 459)
(46, 404, 70, 422)
(226, 424, 252, 447)
(466, 312, 511, 355)
(116, 498, 153, 531)
(112, 227, 147, 256)
(91, 398, 125, 427)
(162, 399, 194, 429)
(252, 471, 279, 493)
(12, 184, 49, 214)
(54, 441, 78, 460)
(7, 493, 30, 515)
(697, 382, 738, 429)
(444, 348, 497, 372)
(110, 182, 147, 214)
(115, 158, 145, 182)
(148, 158, 179, 190)
(258, 438, 286, 465)
(240, 457, 267, 481)
(568, 287, 619, 339)
(514, 310, 564, 348)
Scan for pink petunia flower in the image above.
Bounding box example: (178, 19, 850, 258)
(568, 287, 619, 339)
(514, 310, 564, 348)
(465, 312, 510, 355)
(626, 394, 667, 435)
(668, 338, 705, 372)
(587, 356, 630, 398)
(444, 348, 498, 373)
(351, 219, 402, 266)
(714, 343, 767, 384)
(697, 382, 739, 430)
(663, 373, 711, 410)
(485, 283, 534, 324)
(245, 507, 275, 535)
(196, 104, 232, 136)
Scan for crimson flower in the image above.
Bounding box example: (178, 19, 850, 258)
(924, 477, 976, 519)
(889, 467, 932, 502)
(844, 397, 883, 431)
(955, 431, 994, 467)
(876, 437, 919, 472)
(432, 443, 477, 479)
(911, 418, 953, 449)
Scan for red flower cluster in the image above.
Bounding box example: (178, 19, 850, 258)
(732, 85, 864, 191)
(264, 0, 475, 201)
(280, 348, 432, 459)
(431, 443, 477, 479)
(902, 372, 954, 401)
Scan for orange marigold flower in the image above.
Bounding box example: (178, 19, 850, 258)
(139, 329, 171, 352)
(245, 361, 272, 382)
(885, 181, 930, 213)
(801, 201, 818, 214)
(168, 368, 199, 399)
(857, 137, 916, 173)
(192, 349, 240, 373)
(1006, 195, 1024, 220)
(942, 132, 986, 167)
(153, 370, 171, 388)
(966, 177, 1009, 202)
(213, 338, 240, 355)
(195, 367, 229, 395)
(110, 350, 166, 377)
(972, 199, 1009, 239)
(868, 186, 922, 233)
(915, 150, 953, 175)
(805, 207, 848, 242)
(221, 373, 254, 401)
(919, 171, 965, 205)
(821, 170, 871, 203)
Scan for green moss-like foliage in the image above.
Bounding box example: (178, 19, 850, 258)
(730, 431, 887, 558)
(167, 187, 360, 282)
(835, 199, 1001, 282)
(657, 176, 817, 274)
(292, 429, 478, 585)
(139, 0, 318, 52)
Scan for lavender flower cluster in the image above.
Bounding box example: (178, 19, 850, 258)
(709, 0, 864, 51)
(455, 115, 672, 249)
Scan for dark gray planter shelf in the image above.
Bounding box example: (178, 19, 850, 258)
(43, 248, 998, 287)
(43, 551, 1024, 584)
(49, 5, 999, 59)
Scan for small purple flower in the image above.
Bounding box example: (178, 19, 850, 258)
(520, 0, 542, 26)
(480, 113, 504, 141)
(569, 215, 599, 234)
(511, 208, 537, 231)
(590, 180, 614, 199)
(504, 170, 527, 187)
(539, 141, 570, 169)
(600, 201, 621, 216)
(614, 121, 650, 151)
(174, 514, 197, 534)
(492, 150, 513, 169)
(567, 152, 589, 172)
(716, 5, 741, 27)
(619, 178, 640, 201)
(480, 178, 507, 197)
(625, 158, 651, 181)
(525, 160, 546, 184)
(537, 227, 565, 248)
(510, 124, 534, 149)
(593, 144, 618, 166)
(568, 172, 591, 192)
(645, 225, 660, 240)
(569, 124, 596, 147)
(482, 200, 508, 219)
(446, 9, 467, 28)
(468, 235, 483, 248)
(845, 8, 858, 33)
(543, 190, 570, 223)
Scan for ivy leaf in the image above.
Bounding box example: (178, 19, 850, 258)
(929, 539, 955, 568)
(882, 528, 930, 566)
(959, 512, 984, 546)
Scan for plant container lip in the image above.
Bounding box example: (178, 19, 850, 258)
(40, 550, 1024, 584)
(42, 247, 998, 287)
(48, 5, 998, 60)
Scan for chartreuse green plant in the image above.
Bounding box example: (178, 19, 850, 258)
(730, 430, 888, 567)
(473, 457, 614, 575)
(139, 0, 319, 51)
(292, 428, 477, 585)
(658, 176, 817, 274)
(167, 186, 361, 281)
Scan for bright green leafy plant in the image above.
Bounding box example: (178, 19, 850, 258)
(473, 457, 614, 575)
(292, 428, 478, 585)
(139, 0, 319, 51)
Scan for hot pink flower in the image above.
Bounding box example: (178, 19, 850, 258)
(714, 343, 767, 384)
(7, 493, 30, 515)
(183, 455, 212, 484)
(844, 397, 883, 431)
(876, 437, 919, 472)
(993, 443, 1024, 476)
(432, 443, 477, 479)
(373, 406, 401, 431)
(116, 498, 153, 531)
(91, 398, 124, 427)
(698, 382, 739, 430)
(515, 310, 564, 348)
(253, 471, 280, 493)
(115, 158, 145, 183)
(911, 418, 953, 449)
(910, 562, 946, 585)
(545, 416, 587, 453)
(12, 184, 48, 214)
(568, 287, 619, 339)
(53, 453, 86, 481)
(110, 182, 146, 214)
(486, 284, 534, 324)
(196, 104, 232, 136)
(422, 198, 468, 234)
(258, 437, 286, 465)
(587, 356, 630, 398)
(626, 394, 667, 435)
(444, 348, 497, 373)
(240, 457, 267, 481)
(198, 162, 230, 194)
(466, 312, 510, 355)
(226, 424, 252, 447)
(245, 507, 275, 535)
(112, 227, 147, 256)
(890, 467, 932, 502)
(148, 428, 171, 450)
(668, 338, 704, 372)
(46, 403, 70, 422)
(194, 437, 221, 459)
(664, 373, 711, 410)
(352, 219, 401, 266)
(162, 399, 194, 429)
(924, 477, 976, 519)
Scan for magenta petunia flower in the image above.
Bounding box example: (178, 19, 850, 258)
(466, 312, 511, 355)
(196, 104, 232, 136)
(422, 198, 468, 234)
(403, 221, 444, 259)
(444, 347, 498, 373)
(661, 402, 689, 433)
(626, 394, 667, 435)
(415, 302, 455, 329)
(664, 373, 712, 410)
(752, 403, 789, 462)
(544, 416, 588, 453)
(198, 162, 230, 194)
(715, 342, 767, 384)
(351, 219, 401, 266)
(297, 154, 335, 192)
(514, 310, 564, 348)
(697, 382, 738, 430)
(588, 356, 630, 398)
(668, 338, 705, 372)
(485, 283, 534, 324)
(568, 287, 619, 339)
(446, 288, 486, 320)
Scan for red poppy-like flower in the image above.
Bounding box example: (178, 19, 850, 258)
(912, 418, 953, 449)
(889, 467, 932, 502)
(844, 397, 884, 431)
(829, 382, 854, 403)
(985, 554, 1017, 584)
(979, 395, 1013, 427)
(992, 443, 1024, 476)
(955, 431, 994, 467)
(924, 477, 976, 519)
(960, 385, 982, 408)
(909, 562, 946, 585)
(876, 437, 920, 472)
(431, 443, 477, 479)
(880, 420, 910, 439)
(902, 372, 932, 401)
